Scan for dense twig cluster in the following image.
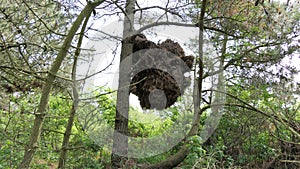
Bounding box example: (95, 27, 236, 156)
(128, 34, 194, 110)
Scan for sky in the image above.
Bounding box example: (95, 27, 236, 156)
(77, 0, 299, 110)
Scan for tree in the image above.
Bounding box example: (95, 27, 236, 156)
(107, 0, 299, 167)
(186, 0, 300, 168)
(0, 0, 298, 168)
(17, 1, 105, 168)
(1, 0, 70, 167)
(111, 0, 135, 167)
(57, 7, 91, 168)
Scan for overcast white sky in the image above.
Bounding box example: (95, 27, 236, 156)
(77, 0, 299, 110)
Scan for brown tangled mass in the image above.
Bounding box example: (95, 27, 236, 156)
(128, 34, 194, 110)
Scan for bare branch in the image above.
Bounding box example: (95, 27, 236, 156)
(136, 21, 240, 37)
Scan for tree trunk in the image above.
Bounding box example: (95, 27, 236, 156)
(58, 10, 91, 169)
(111, 0, 135, 168)
(18, 1, 104, 168)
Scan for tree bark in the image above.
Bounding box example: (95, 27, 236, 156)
(18, 1, 104, 168)
(111, 0, 135, 168)
(58, 10, 91, 169)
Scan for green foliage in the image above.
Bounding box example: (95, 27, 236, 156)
(0, 93, 37, 168)
(94, 88, 178, 138)
(0, 0, 299, 168)
(0, 92, 101, 168)
(181, 135, 235, 169)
